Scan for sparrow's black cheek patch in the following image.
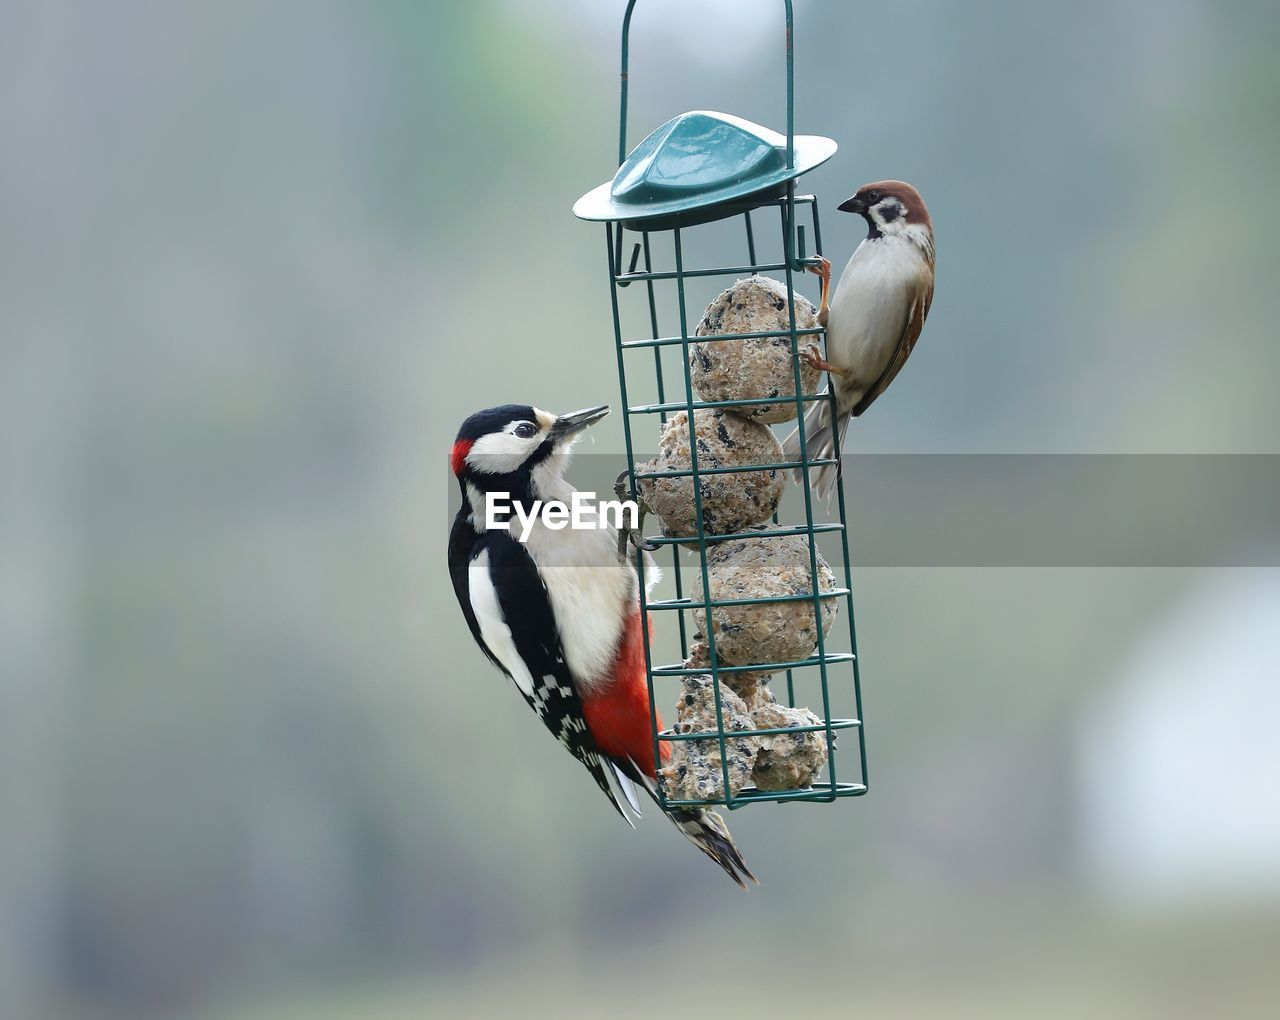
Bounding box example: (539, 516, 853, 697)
(878, 203, 901, 224)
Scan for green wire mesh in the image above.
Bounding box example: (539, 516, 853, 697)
(606, 198, 868, 812)
(596, 0, 867, 812)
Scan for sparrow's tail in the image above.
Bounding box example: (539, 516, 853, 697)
(667, 807, 757, 889)
(781, 393, 849, 502)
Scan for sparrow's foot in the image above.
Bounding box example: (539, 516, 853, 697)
(802, 343, 845, 376)
(805, 255, 833, 327)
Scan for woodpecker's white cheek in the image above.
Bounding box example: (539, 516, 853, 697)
(466, 431, 536, 474)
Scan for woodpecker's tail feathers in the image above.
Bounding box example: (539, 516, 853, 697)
(622, 760, 757, 888)
(781, 395, 848, 503)
(668, 808, 757, 889)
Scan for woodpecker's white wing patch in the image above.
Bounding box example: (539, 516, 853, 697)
(468, 549, 536, 699)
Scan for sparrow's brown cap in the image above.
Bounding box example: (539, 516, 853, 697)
(839, 180, 932, 229)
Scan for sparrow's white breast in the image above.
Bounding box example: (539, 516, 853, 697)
(826, 236, 931, 402)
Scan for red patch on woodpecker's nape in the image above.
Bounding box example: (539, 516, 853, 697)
(450, 438, 473, 476)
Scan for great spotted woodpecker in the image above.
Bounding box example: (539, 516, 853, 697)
(448, 403, 755, 887)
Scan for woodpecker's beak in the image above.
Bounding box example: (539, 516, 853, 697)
(550, 404, 610, 439)
(838, 195, 867, 215)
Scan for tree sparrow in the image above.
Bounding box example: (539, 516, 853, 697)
(782, 180, 935, 499)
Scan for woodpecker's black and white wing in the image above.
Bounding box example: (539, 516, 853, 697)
(448, 515, 631, 821)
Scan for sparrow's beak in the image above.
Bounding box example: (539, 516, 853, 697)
(550, 404, 610, 439)
(838, 195, 867, 215)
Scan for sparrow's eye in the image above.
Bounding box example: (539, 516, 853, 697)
(513, 422, 538, 439)
(866, 190, 881, 203)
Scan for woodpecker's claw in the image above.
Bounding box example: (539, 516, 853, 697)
(805, 255, 832, 327)
(614, 470, 659, 558)
(613, 469, 631, 504)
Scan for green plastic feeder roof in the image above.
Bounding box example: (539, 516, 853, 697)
(573, 110, 836, 228)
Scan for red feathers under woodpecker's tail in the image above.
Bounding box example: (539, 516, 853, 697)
(582, 609, 669, 777)
(584, 610, 757, 888)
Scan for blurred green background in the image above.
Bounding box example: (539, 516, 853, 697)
(3, 1, 1278, 1017)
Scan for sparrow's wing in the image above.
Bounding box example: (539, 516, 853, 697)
(450, 521, 631, 823)
(850, 275, 934, 418)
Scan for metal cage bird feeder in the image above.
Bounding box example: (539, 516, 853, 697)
(572, 0, 867, 811)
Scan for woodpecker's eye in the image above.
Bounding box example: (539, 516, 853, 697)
(513, 422, 538, 439)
